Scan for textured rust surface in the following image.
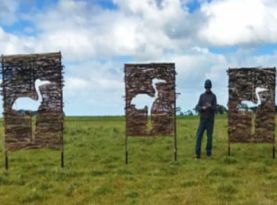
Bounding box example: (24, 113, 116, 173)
(228, 68, 275, 143)
(1, 52, 64, 151)
(125, 63, 176, 136)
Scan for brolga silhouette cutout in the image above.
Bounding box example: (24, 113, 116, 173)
(12, 79, 51, 141)
(237, 87, 268, 111)
(237, 87, 268, 134)
(12, 79, 51, 111)
(131, 78, 166, 130)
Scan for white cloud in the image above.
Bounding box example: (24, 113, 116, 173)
(0, 27, 36, 54)
(63, 59, 123, 102)
(20, 0, 193, 61)
(3, 0, 277, 57)
(66, 77, 90, 91)
(199, 0, 277, 45)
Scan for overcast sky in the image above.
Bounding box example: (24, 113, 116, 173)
(1, 0, 277, 115)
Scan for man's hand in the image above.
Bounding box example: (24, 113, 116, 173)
(202, 103, 211, 111)
(206, 103, 211, 108)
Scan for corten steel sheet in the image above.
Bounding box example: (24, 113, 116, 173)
(227, 68, 275, 143)
(125, 63, 176, 136)
(1, 52, 64, 151)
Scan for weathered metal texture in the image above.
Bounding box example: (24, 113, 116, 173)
(1, 52, 64, 151)
(228, 68, 275, 143)
(125, 63, 176, 136)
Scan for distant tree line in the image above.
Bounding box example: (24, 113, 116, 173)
(177, 104, 277, 116)
(176, 104, 228, 116)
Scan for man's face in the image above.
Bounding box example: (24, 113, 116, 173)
(206, 88, 211, 92)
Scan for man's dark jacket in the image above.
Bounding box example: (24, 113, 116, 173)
(195, 91, 217, 119)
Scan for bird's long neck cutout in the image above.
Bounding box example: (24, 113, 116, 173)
(35, 80, 42, 103)
(255, 87, 268, 106)
(255, 89, 261, 105)
(153, 83, 158, 98)
(152, 79, 166, 98)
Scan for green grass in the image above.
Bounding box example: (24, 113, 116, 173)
(0, 115, 277, 205)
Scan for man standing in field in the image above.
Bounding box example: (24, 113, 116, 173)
(195, 79, 217, 159)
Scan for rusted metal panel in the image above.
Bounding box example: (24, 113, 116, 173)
(125, 63, 176, 136)
(1, 52, 64, 151)
(227, 68, 275, 143)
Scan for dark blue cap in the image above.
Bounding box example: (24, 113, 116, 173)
(204, 79, 212, 89)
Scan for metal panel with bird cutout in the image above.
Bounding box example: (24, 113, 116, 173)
(228, 68, 275, 143)
(1, 52, 64, 151)
(125, 63, 176, 136)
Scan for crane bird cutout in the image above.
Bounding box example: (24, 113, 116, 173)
(131, 78, 167, 116)
(237, 87, 268, 111)
(12, 79, 51, 111)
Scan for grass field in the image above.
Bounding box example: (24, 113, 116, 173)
(0, 116, 276, 205)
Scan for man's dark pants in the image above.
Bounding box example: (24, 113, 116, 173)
(195, 116, 214, 158)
